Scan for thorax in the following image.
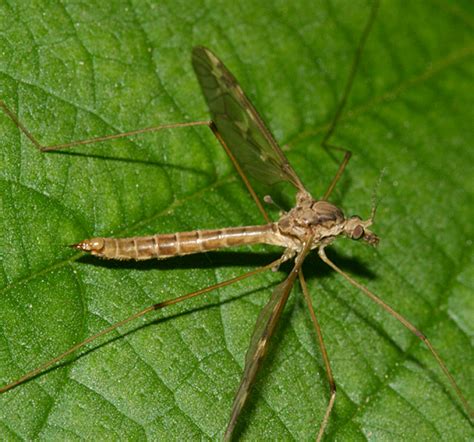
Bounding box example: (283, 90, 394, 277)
(275, 192, 346, 251)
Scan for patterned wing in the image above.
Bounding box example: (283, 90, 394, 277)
(223, 271, 297, 440)
(192, 46, 307, 191)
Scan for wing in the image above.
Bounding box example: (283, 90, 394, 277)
(223, 267, 298, 440)
(192, 46, 307, 192)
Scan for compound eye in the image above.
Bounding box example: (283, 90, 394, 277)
(352, 225, 364, 240)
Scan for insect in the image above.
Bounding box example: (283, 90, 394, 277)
(2, 43, 473, 439)
(1, 10, 473, 440)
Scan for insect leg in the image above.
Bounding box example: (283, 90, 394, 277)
(210, 122, 271, 223)
(320, 0, 380, 200)
(299, 270, 336, 441)
(0, 99, 211, 152)
(224, 241, 313, 440)
(320, 143, 351, 201)
(1, 99, 269, 223)
(318, 247, 474, 420)
(0, 257, 282, 395)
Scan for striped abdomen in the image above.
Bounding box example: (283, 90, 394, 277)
(73, 224, 278, 260)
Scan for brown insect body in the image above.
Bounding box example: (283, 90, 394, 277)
(73, 190, 378, 261)
(278, 191, 379, 248)
(73, 224, 277, 260)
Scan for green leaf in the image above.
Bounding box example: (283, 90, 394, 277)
(1, 1, 473, 440)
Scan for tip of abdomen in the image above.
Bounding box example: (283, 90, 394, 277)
(70, 238, 105, 254)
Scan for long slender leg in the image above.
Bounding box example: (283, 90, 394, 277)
(0, 99, 211, 152)
(318, 247, 474, 419)
(0, 100, 270, 222)
(0, 257, 282, 395)
(321, 0, 380, 200)
(299, 270, 336, 441)
(223, 241, 313, 441)
(210, 122, 270, 223)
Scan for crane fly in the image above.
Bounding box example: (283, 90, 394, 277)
(1, 44, 473, 440)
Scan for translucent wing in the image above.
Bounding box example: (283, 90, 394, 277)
(192, 46, 307, 191)
(224, 265, 298, 440)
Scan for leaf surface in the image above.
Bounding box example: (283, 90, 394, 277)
(1, 1, 473, 440)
